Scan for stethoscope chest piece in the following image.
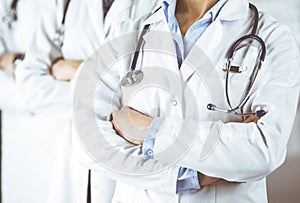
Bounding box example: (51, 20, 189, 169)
(53, 26, 65, 47)
(2, 9, 17, 27)
(121, 70, 144, 87)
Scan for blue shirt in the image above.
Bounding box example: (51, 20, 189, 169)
(163, 0, 228, 66)
(142, 0, 228, 192)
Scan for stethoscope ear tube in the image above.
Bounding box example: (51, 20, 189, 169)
(61, 0, 71, 25)
(2, 0, 19, 27)
(207, 103, 266, 118)
(130, 24, 150, 71)
(228, 34, 266, 62)
(53, 0, 71, 47)
(10, 0, 18, 21)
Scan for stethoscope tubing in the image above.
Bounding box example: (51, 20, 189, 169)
(210, 4, 267, 118)
(123, 3, 267, 118)
(2, 0, 19, 27)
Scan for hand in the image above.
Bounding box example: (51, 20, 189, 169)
(50, 59, 82, 81)
(198, 172, 223, 186)
(244, 115, 259, 123)
(197, 172, 239, 186)
(0, 52, 16, 75)
(111, 106, 153, 146)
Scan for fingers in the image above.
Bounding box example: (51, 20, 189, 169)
(197, 172, 240, 186)
(209, 179, 231, 186)
(243, 115, 259, 123)
(198, 172, 220, 186)
(111, 108, 144, 146)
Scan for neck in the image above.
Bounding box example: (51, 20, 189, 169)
(176, 0, 218, 19)
(175, 0, 218, 36)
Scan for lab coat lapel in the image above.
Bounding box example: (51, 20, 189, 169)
(181, 19, 223, 81)
(142, 8, 179, 75)
(142, 6, 164, 26)
(89, 0, 105, 42)
(104, 0, 132, 33)
(218, 0, 250, 21)
(180, 0, 250, 81)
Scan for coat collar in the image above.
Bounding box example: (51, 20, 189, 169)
(143, 0, 250, 26)
(218, 0, 250, 20)
(142, 0, 251, 81)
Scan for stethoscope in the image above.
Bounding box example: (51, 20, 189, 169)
(53, 0, 71, 47)
(121, 4, 266, 118)
(2, 0, 18, 28)
(52, 0, 114, 47)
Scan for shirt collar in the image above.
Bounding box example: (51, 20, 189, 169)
(162, 0, 228, 23)
(143, 0, 250, 26)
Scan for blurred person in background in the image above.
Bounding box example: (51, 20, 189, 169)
(0, 0, 50, 202)
(14, 0, 160, 202)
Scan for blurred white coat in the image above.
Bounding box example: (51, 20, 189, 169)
(14, 0, 160, 202)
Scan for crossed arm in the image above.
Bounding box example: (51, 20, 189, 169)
(111, 106, 259, 187)
(0, 52, 82, 82)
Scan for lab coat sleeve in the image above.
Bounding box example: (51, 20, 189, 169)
(14, 0, 72, 117)
(0, 71, 26, 111)
(152, 24, 300, 182)
(142, 128, 200, 192)
(0, 21, 25, 111)
(0, 5, 6, 55)
(0, 34, 5, 56)
(71, 41, 181, 195)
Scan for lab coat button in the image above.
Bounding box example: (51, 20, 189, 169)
(172, 100, 177, 106)
(146, 149, 154, 156)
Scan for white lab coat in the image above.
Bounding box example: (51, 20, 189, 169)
(74, 0, 300, 202)
(0, 1, 55, 203)
(14, 0, 160, 202)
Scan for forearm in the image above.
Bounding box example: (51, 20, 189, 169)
(72, 122, 180, 195)
(50, 59, 83, 81)
(13, 0, 73, 115)
(15, 62, 72, 116)
(152, 98, 298, 182)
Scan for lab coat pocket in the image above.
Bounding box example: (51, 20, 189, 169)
(225, 44, 261, 81)
(218, 45, 260, 109)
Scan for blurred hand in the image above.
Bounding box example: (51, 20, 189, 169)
(111, 106, 153, 146)
(50, 59, 82, 81)
(0, 52, 16, 75)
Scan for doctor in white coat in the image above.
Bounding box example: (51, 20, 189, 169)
(14, 0, 160, 202)
(74, 0, 300, 202)
(0, 1, 56, 202)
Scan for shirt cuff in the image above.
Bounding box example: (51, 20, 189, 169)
(142, 117, 165, 158)
(176, 168, 200, 193)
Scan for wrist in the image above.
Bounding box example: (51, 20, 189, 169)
(13, 53, 25, 69)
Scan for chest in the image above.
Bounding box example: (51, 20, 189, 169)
(118, 20, 264, 121)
